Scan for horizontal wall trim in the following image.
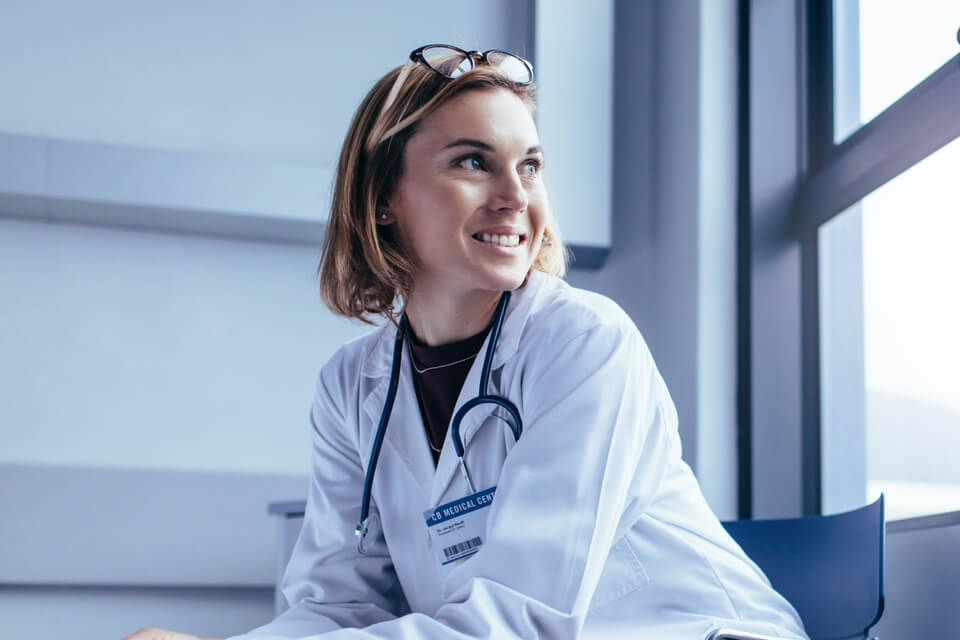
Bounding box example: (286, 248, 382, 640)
(267, 500, 307, 517)
(0, 583, 274, 595)
(0, 192, 328, 246)
(0, 582, 275, 640)
(887, 509, 960, 533)
(0, 132, 608, 268)
(796, 54, 960, 229)
(0, 464, 307, 587)
(567, 244, 610, 269)
(0, 131, 331, 246)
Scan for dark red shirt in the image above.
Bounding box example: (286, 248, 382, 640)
(407, 325, 492, 466)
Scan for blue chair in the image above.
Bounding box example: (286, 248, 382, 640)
(716, 496, 885, 640)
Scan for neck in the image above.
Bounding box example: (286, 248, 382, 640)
(404, 288, 502, 346)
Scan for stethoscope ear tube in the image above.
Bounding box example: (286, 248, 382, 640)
(356, 317, 407, 551)
(450, 396, 522, 457)
(478, 290, 510, 396)
(452, 291, 523, 456)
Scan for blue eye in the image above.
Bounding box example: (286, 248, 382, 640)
(521, 158, 543, 178)
(457, 155, 485, 171)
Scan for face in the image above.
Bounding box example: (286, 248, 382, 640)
(381, 88, 548, 304)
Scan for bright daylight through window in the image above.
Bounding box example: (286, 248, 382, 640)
(861, 138, 960, 519)
(827, 0, 960, 519)
(834, 0, 960, 142)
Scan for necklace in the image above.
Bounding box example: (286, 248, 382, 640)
(410, 351, 480, 375)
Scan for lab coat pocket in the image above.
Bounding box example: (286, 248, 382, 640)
(589, 536, 650, 611)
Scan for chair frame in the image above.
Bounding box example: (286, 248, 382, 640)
(718, 496, 885, 640)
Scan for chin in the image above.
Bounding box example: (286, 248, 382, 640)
(479, 267, 530, 292)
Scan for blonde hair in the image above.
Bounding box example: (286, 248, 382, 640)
(319, 61, 567, 323)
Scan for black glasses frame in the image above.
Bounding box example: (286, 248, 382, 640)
(408, 44, 534, 84)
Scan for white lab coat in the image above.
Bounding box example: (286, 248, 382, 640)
(229, 271, 808, 640)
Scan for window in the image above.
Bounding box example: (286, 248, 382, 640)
(743, 0, 960, 519)
(816, 1, 960, 519)
(821, 138, 960, 519)
(834, 0, 960, 141)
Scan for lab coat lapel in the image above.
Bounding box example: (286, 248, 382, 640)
(360, 330, 435, 500)
(429, 351, 491, 506)
(430, 318, 507, 506)
(360, 277, 540, 507)
(428, 280, 541, 504)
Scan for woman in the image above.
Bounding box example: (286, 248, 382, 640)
(127, 45, 807, 640)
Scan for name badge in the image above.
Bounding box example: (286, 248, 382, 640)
(423, 486, 496, 565)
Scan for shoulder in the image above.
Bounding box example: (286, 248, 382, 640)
(314, 324, 389, 409)
(512, 274, 676, 439)
(518, 271, 646, 357)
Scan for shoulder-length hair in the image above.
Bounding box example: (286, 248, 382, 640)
(319, 62, 567, 323)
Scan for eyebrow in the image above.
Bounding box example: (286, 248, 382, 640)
(442, 138, 543, 155)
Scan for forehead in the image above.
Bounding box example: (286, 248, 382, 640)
(412, 88, 539, 152)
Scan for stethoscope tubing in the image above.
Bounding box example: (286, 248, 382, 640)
(450, 396, 521, 456)
(356, 315, 407, 541)
(451, 291, 522, 456)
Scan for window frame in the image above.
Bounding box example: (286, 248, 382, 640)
(743, 0, 960, 516)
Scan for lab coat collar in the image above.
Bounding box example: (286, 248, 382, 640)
(427, 333, 494, 505)
(357, 271, 548, 504)
(360, 349, 436, 496)
(357, 334, 490, 507)
(358, 270, 546, 380)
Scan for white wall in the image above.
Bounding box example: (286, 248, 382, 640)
(0, 3, 532, 639)
(0, 0, 531, 476)
(0, 218, 364, 474)
(0, 586, 275, 640)
(0, 0, 530, 161)
(567, 0, 739, 518)
(1, 0, 614, 253)
(0, 1, 741, 637)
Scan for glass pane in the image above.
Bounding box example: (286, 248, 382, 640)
(833, 0, 960, 142)
(820, 136, 960, 520)
(422, 46, 471, 77)
(486, 52, 532, 83)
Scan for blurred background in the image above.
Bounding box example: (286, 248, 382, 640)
(1, 0, 958, 638)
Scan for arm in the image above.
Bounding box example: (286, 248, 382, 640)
(299, 316, 675, 639)
(228, 357, 407, 639)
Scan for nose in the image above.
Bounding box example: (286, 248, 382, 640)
(491, 167, 529, 214)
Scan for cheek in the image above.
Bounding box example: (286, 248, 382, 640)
(528, 190, 550, 231)
(440, 181, 486, 212)
(407, 178, 482, 219)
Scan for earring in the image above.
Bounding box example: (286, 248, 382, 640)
(377, 210, 389, 221)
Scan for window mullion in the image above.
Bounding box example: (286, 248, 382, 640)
(797, 54, 960, 229)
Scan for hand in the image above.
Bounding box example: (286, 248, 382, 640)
(122, 628, 220, 640)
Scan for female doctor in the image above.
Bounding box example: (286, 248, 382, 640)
(126, 46, 808, 640)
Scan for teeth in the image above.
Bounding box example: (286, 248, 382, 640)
(479, 233, 521, 247)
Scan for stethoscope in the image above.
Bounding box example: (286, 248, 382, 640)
(355, 291, 522, 553)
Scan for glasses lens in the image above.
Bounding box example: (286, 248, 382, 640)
(485, 51, 533, 83)
(421, 46, 473, 78)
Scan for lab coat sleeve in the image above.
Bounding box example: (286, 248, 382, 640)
(227, 356, 408, 639)
(282, 312, 676, 639)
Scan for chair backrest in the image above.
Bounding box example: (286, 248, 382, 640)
(722, 496, 885, 640)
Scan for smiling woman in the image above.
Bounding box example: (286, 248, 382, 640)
(125, 45, 808, 640)
(375, 88, 549, 344)
(318, 52, 565, 335)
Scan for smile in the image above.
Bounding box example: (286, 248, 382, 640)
(472, 232, 525, 248)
